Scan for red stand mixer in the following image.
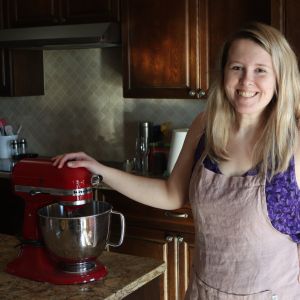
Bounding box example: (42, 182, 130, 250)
(5, 158, 125, 284)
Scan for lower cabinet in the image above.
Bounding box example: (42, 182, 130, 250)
(99, 189, 195, 300)
(0, 177, 24, 235)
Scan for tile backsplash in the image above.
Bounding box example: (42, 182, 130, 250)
(0, 47, 205, 162)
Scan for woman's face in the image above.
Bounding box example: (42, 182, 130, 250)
(224, 38, 276, 118)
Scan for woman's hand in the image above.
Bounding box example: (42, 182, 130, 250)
(52, 152, 101, 175)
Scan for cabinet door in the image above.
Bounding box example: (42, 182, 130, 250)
(0, 178, 24, 235)
(165, 233, 194, 300)
(110, 225, 194, 300)
(8, 0, 60, 27)
(177, 233, 194, 300)
(61, 0, 120, 24)
(110, 226, 169, 300)
(0, 49, 10, 95)
(102, 190, 195, 299)
(207, 0, 271, 83)
(0, 49, 44, 97)
(271, 0, 300, 68)
(122, 0, 208, 99)
(123, 0, 271, 99)
(0, 0, 7, 28)
(8, 0, 120, 27)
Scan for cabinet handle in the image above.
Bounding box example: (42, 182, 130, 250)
(1, 50, 5, 88)
(188, 89, 196, 97)
(164, 211, 188, 219)
(196, 89, 206, 99)
(177, 236, 184, 243)
(165, 235, 174, 242)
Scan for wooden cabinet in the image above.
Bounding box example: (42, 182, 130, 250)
(122, 0, 207, 99)
(0, 0, 7, 28)
(0, 0, 44, 96)
(122, 0, 271, 99)
(100, 189, 194, 300)
(0, 177, 24, 235)
(271, 0, 300, 67)
(0, 49, 44, 97)
(7, 0, 120, 28)
(207, 0, 271, 84)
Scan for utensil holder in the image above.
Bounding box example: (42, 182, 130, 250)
(0, 135, 18, 159)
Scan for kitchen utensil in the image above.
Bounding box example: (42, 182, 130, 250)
(5, 158, 125, 284)
(0, 119, 6, 136)
(16, 124, 22, 135)
(4, 125, 13, 136)
(38, 201, 125, 273)
(0, 135, 18, 159)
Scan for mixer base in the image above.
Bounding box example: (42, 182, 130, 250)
(6, 245, 108, 284)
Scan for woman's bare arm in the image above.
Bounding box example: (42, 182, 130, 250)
(53, 112, 205, 210)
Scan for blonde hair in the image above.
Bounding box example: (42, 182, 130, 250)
(203, 22, 300, 178)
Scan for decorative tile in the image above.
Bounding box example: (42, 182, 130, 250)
(0, 48, 205, 162)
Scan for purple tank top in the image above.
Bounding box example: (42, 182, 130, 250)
(195, 135, 300, 243)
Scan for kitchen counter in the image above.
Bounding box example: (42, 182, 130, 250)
(0, 171, 11, 178)
(0, 234, 166, 300)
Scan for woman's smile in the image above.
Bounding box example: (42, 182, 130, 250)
(236, 90, 258, 98)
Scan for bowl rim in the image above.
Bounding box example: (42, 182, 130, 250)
(37, 201, 113, 220)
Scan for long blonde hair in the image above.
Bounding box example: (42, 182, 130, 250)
(203, 22, 300, 178)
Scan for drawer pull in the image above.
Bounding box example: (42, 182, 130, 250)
(164, 211, 188, 219)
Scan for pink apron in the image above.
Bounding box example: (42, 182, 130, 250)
(185, 161, 300, 299)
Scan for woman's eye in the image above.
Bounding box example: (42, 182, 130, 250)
(231, 66, 242, 71)
(256, 68, 266, 73)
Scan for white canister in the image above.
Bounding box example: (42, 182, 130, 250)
(167, 128, 188, 174)
(0, 135, 18, 159)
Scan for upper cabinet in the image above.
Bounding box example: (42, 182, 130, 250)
(1, 0, 120, 97)
(207, 0, 271, 86)
(7, 0, 120, 27)
(122, 0, 271, 99)
(0, 49, 44, 97)
(271, 0, 300, 67)
(122, 0, 208, 99)
(0, 0, 44, 97)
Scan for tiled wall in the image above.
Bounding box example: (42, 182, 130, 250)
(0, 47, 205, 162)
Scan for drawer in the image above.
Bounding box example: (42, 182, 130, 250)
(100, 190, 194, 234)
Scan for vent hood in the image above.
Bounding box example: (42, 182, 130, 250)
(0, 23, 121, 49)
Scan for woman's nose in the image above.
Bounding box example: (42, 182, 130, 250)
(239, 70, 254, 85)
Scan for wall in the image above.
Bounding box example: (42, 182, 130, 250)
(0, 48, 205, 162)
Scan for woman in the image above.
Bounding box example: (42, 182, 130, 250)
(53, 22, 300, 299)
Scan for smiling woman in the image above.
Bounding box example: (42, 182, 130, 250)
(52, 22, 300, 300)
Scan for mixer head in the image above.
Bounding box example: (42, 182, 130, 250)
(12, 158, 101, 205)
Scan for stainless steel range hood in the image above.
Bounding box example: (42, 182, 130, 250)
(0, 23, 121, 49)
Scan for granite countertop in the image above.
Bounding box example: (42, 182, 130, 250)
(0, 234, 165, 300)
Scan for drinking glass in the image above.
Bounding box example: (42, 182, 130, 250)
(135, 137, 149, 174)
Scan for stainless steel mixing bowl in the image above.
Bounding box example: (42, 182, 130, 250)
(38, 201, 125, 273)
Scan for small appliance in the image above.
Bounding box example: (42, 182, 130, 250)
(5, 158, 125, 284)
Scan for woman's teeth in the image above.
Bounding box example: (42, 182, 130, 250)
(237, 90, 256, 97)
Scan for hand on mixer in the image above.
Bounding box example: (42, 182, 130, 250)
(52, 152, 100, 173)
